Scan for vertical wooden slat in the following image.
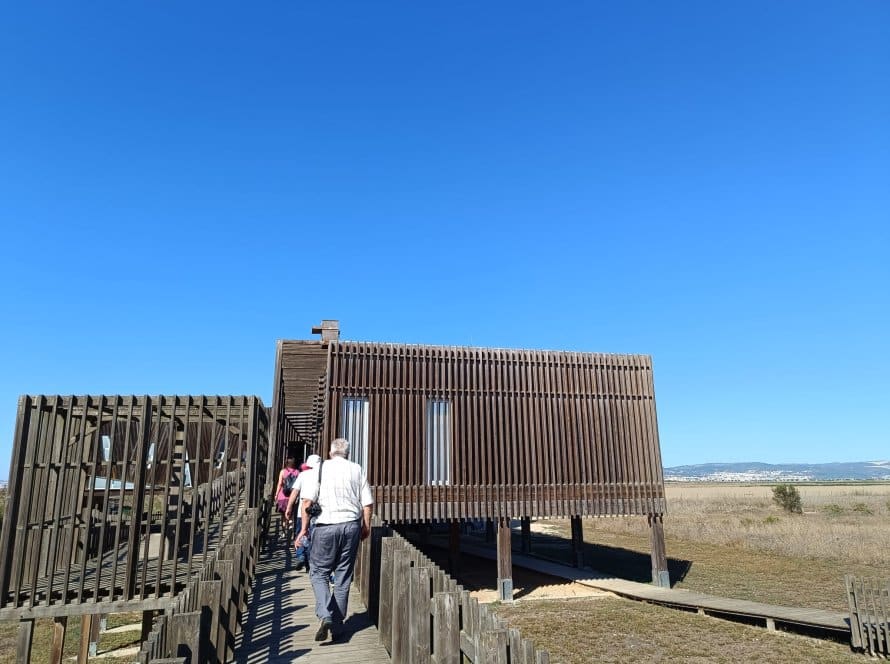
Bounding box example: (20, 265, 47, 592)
(124, 397, 150, 600)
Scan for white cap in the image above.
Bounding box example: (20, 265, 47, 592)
(305, 454, 322, 468)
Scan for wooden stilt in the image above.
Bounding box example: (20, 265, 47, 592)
(570, 516, 584, 568)
(496, 517, 513, 602)
(50, 616, 67, 664)
(141, 610, 155, 642)
(77, 615, 91, 664)
(16, 619, 35, 663)
(520, 517, 531, 554)
(448, 521, 461, 575)
(89, 612, 101, 656)
(648, 513, 670, 588)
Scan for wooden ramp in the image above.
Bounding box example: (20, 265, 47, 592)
(455, 540, 851, 637)
(230, 538, 391, 663)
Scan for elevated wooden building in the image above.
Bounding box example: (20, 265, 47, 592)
(270, 321, 670, 597)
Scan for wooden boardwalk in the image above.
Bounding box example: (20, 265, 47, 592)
(455, 540, 851, 636)
(230, 537, 391, 663)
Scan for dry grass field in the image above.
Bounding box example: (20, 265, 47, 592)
(498, 597, 863, 663)
(496, 482, 890, 662)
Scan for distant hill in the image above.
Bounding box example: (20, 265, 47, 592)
(664, 460, 890, 482)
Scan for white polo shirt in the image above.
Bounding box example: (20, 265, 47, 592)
(299, 456, 373, 525)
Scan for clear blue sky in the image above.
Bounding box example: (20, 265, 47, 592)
(1, 2, 888, 480)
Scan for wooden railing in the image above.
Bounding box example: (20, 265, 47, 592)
(140, 506, 260, 664)
(846, 575, 890, 659)
(354, 520, 550, 664)
(0, 395, 269, 663)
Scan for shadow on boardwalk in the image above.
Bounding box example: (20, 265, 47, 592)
(231, 537, 391, 663)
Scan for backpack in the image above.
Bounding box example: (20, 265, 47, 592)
(282, 470, 299, 496)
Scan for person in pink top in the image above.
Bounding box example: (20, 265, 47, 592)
(274, 457, 300, 540)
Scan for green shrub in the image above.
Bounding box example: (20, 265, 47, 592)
(820, 503, 844, 516)
(851, 502, 873, 515)
(739, 517, 755, 527)
(763, 515, 780, 524)
(771, 484, 802, 514)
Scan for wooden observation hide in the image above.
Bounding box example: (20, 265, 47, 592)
(270, 322, 671, 597)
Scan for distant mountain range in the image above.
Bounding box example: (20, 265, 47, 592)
(664, 460, 890, 482)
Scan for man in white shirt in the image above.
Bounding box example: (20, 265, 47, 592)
(292, 438, 373, 642)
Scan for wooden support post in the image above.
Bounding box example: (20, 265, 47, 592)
(16, 619, 35, 663)
(214, 558, 235, 662)
(432, 592, 461, 664)
(408, 565, 432, 664)
(89, 611, 101, 656)
(141, 610, 154, 641)
(77, 615, 92, 664)
(479, 628, 508, 663)
(448, 521, 461, 575)
(50, 616, 67, 664)
(379, 536, 395, 654)
(199, 579, 222, 664)
(367, 523, 387, 622)
(648, 513, 670, 588)
(170, 611, 201, 662)
(520, 517, 531, 554)
(391, 542, 411, 663)
(496, 517, 513, 603)
(570, 516, 584, 568)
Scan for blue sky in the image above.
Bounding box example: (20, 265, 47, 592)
(1, 2, 888, 479)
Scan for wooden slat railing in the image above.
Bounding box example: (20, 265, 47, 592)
(846, 575, 890, 658)
(354, 518, 550, 663)
(140, 506, 259, 664)
(0, 395, 269, 663)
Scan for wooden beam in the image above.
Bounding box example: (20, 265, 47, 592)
(50, 616, 67, 664)
(16, 619, 34, 663)
(648, 513, 670, 588)
(77, 615, 91, 664)
(496, 517, 513, 603)
(448, 522, 461, 575)
(570, 516, 584, 568)
(520, 517, 531, 554)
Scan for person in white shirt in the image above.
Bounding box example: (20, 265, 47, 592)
(292, 438, 373, 642)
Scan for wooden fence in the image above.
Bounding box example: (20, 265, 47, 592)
(139, 506, 260, 664)
(0, 395, 267, 613)
(354, 520, 550, 663)
(846, 575, 890, 658)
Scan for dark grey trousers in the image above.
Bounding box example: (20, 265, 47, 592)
(308, 519, 362, 625)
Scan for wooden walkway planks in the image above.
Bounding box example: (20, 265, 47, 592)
(230, 539, 391, 663)
(453, 540, 851, 635)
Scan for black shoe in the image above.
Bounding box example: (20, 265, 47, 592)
(295, 560, 305, 571)
(314, 619, 331, 641)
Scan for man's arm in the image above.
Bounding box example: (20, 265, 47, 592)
(360, 505, 373, 540)
(284, 485, 299, 521)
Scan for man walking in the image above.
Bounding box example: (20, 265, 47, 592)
(292, 437, 373, 642)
